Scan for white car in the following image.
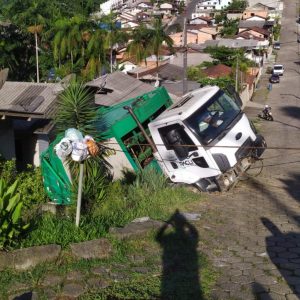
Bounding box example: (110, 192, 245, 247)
(273, 64, 284, 76)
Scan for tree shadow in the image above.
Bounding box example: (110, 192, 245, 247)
(280, 172, 300, 203)
(156, 209, 202, 300)
(262, 217, 300, 299)
(279, 105, 300, 120)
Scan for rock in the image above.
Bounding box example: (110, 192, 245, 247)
(61, 283, 85, 298)
(43, 288, 57, 300)
(0, 251, 13, 270)
(132, 217, 150, 223)
(181, 212, 201, 221)
(110, 219, 163, 239)
(1, 245, 61, 271)
(91, 266, 110, 276)
(131, 267, 150, 274)
(9, 291, 38, 300)
(40, 274, 64, 287)
(128, 255, 146, 263)
(70, 238, 112, 260)
(66, 270, 85, 281)
(87, 277, 109, 289)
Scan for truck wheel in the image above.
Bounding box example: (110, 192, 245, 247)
(194, 178, 220, 193)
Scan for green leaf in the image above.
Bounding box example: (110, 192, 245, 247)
(6, 179, 19, 197)
(5, 194, 20, 212)
(12, 202, 23, 224)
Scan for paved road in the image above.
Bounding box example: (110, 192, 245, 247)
(195, 0, 300, 299)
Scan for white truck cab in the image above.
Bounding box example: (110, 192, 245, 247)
(149, 86, 266, 192)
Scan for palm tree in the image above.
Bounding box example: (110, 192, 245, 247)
(52, 16, 86, 71)
(149, 18, 174, 68)
(126, 25, 152, 66)
(85, 29, 106, 79)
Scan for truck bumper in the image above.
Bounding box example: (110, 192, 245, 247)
(194, 135, 267, 193)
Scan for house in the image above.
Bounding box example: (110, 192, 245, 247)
(0, 79, 63, 168)
(242, 5, 269, 20)
(238, 20, 266, 30)
(235, 31, 265, 41)
(136, 11, 150, 22)
(137, 0, 152, 9)
(226, 13, 243, 20)
(202, 64, 232, 79)
(189, 16, 214, 25)
(243, 15, 266, 22)
(169, 31, 198, 46)
(195, 0, 231, 11)
(239, 27, 270, 39)
(191, 12, 213, 19)
(160, 3, 173, 15)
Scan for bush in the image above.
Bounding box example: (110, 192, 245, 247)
(0, 179, 30, 249)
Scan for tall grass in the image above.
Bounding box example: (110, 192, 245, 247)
(21, 168, 201, 248)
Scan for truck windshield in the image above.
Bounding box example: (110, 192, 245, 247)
(185, 90, 241, 145)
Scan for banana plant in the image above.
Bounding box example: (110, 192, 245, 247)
(0, 179, 30, 249)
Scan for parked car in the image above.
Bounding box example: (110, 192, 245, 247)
(273, 64, 284, 76)
(273, 42, 280, 50)
(269, 74, 280, 83)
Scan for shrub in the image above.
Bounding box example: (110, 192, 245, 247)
(0, 179, 30, 249)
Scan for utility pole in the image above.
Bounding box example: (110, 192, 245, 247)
(182, 17, 188, 95)
(235, 55, 239, 92)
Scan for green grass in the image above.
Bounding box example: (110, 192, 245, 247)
(20, 168, 202, 249)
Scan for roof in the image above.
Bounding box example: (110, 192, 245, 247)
(235, 31, 265, 41)
(250, 2, 276, 10)
(190, 16, 213, 22)
(203, 64, 232, 78)
(0, 81, 62, 118)
(86, 72, 154, 106)
(247, 26, 270, 36)
(239, 20, 266, 28)
(203, 38, 260, 49)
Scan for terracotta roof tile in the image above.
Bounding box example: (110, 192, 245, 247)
(203, 64, 232, 78)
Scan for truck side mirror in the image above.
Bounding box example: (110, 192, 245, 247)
(165, 129, 189, 160)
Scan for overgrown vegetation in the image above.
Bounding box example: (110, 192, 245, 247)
(21, 168, 201, 248)
(0, 179, 30, 249)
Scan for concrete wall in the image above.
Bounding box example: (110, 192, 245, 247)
(33, 134, 49, 167)
(104, 137, 134, 180)
(0, 120, 15, 160)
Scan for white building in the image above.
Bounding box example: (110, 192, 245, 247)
(195, 0, 231, 11)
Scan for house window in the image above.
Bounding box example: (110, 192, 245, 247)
(251, 13, 255, 16)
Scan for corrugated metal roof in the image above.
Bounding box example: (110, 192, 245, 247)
(86, 72, 154, 106)
(0, 81, 61, 118)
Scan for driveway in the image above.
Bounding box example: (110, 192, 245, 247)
(195, 0, 300, 299)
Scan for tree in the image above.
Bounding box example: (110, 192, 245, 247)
(224, 0, 248, 12)
(54, 82, 98, 136)
(126, 25, 152, 66)
(85, 29, 106, 80)
(220, 19, 239, 37)
(149, 18, 174, 68)
(198, 76, 235, 90)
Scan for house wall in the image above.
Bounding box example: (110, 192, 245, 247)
(0, 120, 15, 160)
(191, 12, 211, 18)
(190, 18, 208, 25)
(243, 10, 268, 19)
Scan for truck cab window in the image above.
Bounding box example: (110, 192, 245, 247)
(185, 90, 241, 145)
(158, 124, 197, 152)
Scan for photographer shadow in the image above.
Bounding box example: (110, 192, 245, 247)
(156, 209, 202, 300)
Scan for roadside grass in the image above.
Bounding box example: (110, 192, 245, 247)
(20, 168, 202, 249)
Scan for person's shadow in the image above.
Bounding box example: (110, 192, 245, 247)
(156, 209, 202, 300)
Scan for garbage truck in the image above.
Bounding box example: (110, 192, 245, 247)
(147, 85, 266, 192)
(41, 85, 266, 204)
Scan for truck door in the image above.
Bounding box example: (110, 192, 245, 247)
(154, 122, 220, 182)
